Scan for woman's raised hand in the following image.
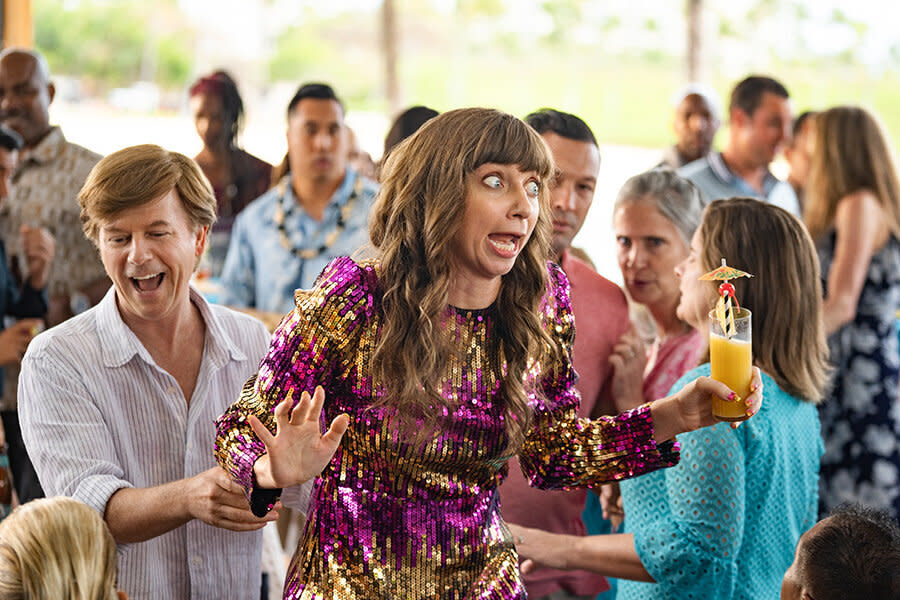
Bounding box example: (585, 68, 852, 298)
(649, 367, 763, 442)
(249, 386, 350, 489)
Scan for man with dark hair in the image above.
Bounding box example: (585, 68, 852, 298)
(0, 48, 105, 504)
(680, 75, 799, 215)
(500, 108, 628, 600)
(781, 503, 900, 600)
(221, 82, 377, 314)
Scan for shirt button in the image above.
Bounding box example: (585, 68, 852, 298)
(166, 386, 177, 395)
(192, 556, 201, 566)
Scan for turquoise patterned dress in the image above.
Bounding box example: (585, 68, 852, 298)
(618, 367, 822, 600)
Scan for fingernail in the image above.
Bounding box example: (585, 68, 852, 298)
(745, 397, 753, 407)
(728, 392, 741, 403)
(750, 382, 759, 392)
(745, 408, 754, 417)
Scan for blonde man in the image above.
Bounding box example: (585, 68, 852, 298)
(17, 145, 295, 599)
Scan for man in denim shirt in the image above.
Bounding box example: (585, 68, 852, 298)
(221, 83, 378, 315)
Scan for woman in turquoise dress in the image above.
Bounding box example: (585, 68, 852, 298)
(512, 198, 829, 599)
(804, 106, 900, 520)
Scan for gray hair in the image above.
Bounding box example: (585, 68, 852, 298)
(613, 166, 703, 247)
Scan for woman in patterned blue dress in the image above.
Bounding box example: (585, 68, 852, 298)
(805, 106, 900, 520)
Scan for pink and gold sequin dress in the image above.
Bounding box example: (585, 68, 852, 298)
(215, 257, 679, 599)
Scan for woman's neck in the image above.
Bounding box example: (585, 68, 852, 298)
(198, 144, 232, 162)
(447, 273, 501, 310)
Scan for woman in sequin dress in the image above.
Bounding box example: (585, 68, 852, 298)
(215, 108, 762, 600)
(805, 106, 900, 520)
(512, 199, 830, 599)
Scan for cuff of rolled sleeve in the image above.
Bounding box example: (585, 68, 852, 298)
(73, 475, 134, 518)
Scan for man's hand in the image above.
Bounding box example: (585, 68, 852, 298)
(250, 386, 349, 489)
(186, 466, 278, 531)
(0, 319, 42, 366)
(20, 225, 55, 289)
(598, 483, 625, 531)
(508, 523, 575, 574)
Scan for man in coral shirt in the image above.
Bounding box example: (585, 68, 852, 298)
(501, 109, 629, 600)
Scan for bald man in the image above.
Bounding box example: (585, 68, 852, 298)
(0, 48, 106, 503)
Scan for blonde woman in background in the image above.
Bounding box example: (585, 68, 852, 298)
(804, 105, 900, 520)
(0, 496, 126, 600)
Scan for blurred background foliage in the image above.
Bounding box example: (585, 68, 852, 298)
(30, 0, 900, 149)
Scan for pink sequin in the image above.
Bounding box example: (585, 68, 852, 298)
(215, 257, 679, 599)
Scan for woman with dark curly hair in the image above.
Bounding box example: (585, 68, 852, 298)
(189, 70, 271, 276)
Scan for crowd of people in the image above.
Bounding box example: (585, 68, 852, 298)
(0, 44, 898, 600)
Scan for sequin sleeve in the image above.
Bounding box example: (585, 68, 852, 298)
(518, 263, 680, 490)
(215, 257, 373, 514)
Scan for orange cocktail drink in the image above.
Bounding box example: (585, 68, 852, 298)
(709, 308, 752, 421)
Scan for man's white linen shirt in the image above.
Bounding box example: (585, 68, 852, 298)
(18, 286, 272, 600)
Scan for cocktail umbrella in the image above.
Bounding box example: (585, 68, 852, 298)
(700, 259, 753, 337)
(699, 258, 753, 282)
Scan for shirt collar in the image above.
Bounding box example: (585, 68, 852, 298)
(96, 285, 248, 369)
(708, 151, 780, 195)
(661, 145, 690, 169)
(276, 167, 359, 214)
(18, 126, 66, 168)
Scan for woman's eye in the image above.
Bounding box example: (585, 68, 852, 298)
(483, 175, 502, 189)
(525, 181, 540, 197)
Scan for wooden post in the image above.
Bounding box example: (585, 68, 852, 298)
(381, 0, 400, 116)
(686, 0, 702, 82)
(2, 0, 33, 49)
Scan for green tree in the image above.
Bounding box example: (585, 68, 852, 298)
(34, 0, 194, 90)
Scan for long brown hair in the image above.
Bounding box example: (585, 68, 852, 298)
(701, 198, 830, 402)
(369, 107, 557, 450)
(804, 106, 900, 242)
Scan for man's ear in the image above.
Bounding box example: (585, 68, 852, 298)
(47, 81, 56, 104)
(730, 106, 748, 129)
(194, 225, 209, 256)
